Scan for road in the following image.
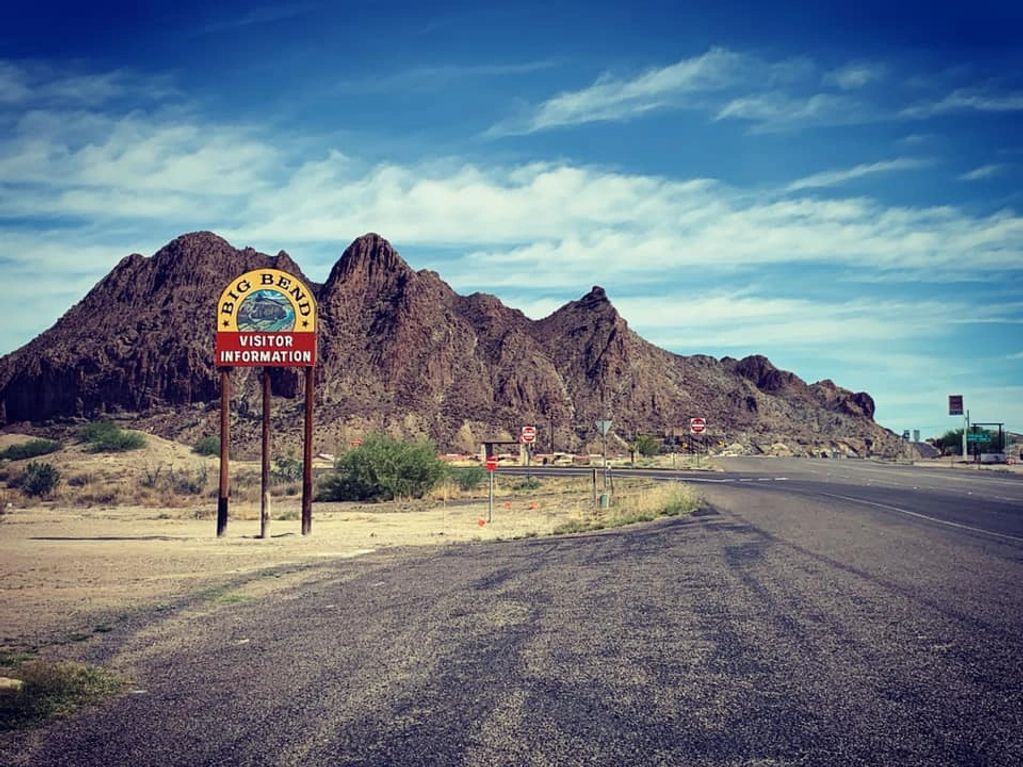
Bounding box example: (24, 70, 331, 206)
(14, 458, 1023, 766)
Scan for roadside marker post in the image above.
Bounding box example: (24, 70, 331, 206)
(595, 419, 612, 490)
(485, 455, 498, 522)
(690, 417, 707, 468)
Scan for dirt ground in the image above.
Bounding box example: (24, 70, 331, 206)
(0, 493, 605, 651)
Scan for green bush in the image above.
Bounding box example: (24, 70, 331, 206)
(633, 435, 662, 458)
(272, 455, 302, 483)
(79, 421, 146, 453)
(317, 434, 446, 501)
(21, 462, 61, 497)
(449, 465, 486, 492)
(0, 439, 60, 461)
(192, 436, 221, 456)
(512, 477, 541, 491)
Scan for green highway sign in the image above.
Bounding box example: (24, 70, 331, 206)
(967, 433, 991, 443)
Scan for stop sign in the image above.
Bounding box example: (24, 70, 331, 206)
(690, 417, 707, 434)
(485, 456, 498, 472)
(521, 425, 536, 444)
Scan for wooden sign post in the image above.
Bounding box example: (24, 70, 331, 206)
(215, 268, 318, 538)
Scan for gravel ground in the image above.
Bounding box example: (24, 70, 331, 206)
(6, 467, 1022, 766)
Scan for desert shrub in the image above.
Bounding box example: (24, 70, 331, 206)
(272, 455, 302, 483)
(192, 436, 221, 456)
(0, 439, 60, 461)
(21, 462, 61, 497)
(511, 477, 541, 492)
(171, 465, 208, 495)
(79, 421, 146, 453)
(137, 464, 207, 496)
(632, 434, 662, 458)
(317, 434, 446, 501)
(449, 465, 487, 492)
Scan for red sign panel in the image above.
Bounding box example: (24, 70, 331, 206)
(690, 417, 707, 434)
(485, 456, 498, 472)
(948, 395, 964, 416)
(216, 332, 316, 367)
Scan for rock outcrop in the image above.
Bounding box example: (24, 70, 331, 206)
(0, 232, 902, 456)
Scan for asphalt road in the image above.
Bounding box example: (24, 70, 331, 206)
(15, 459, 1023, 766)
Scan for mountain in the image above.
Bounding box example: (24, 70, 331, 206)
(0, 232, 902, 457)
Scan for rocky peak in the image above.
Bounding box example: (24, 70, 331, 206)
(324, 233, 414, 288)
(733, 355, 801, 394)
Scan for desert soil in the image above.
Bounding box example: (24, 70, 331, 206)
(0, 492, 599, 652)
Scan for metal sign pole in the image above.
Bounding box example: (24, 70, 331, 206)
(260, 368, 271, 539)
(488, 469, 494, 523)
(217, 369, 230, 537)
(301, 367, 314, 536)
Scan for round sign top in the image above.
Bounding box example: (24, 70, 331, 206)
(522, 425, 537, 435)
(217, 268, 317, 333)
(690, 417, 707, 434)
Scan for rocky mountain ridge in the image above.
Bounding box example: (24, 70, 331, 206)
(0, 232, 903, 456)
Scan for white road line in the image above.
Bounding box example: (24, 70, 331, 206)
(819, 492, 1023, 544)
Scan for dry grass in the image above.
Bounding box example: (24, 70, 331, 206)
(552, 481, 701, 535)
(0, 659, 125, 731)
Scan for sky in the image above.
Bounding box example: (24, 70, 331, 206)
(1, 0, 1021, 438)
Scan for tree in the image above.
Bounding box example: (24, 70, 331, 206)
(632, 434, 662, 458)
(933, 429, 963, 455)
(317, 434, 446, 501)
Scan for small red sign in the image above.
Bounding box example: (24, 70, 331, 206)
(485, 456, 498, 472)
(690, 417, 707, 434)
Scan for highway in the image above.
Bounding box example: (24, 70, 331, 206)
(14, 458, 1023, 766)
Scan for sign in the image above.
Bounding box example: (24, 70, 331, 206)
(967, 433, 991, 443)
(948, 395, 964, 416)
(521, 425, 537, 445)
(485, 456, 498, 472)
(902, 430, 910, 440)
(595, 419, 612, 436)
(216, 269, 317, 367)
(690, 417, 707, 434)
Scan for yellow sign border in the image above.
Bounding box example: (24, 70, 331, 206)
(216, 269, 317, 333)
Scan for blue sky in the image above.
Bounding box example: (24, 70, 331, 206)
(1, 0, 1021, 437)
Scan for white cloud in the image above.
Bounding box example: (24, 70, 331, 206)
(337, 60, 558, 94)
(785, 158, 930, 191)
(714, 91, 871, 130)
(902, 88, 1023, 118)
(489, 47, 754, 134)
(198, 3, 322, 35)
(824, 62, 885, 90)
(959, 164, 1007, 181)
(613, 293, 1020, 349)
